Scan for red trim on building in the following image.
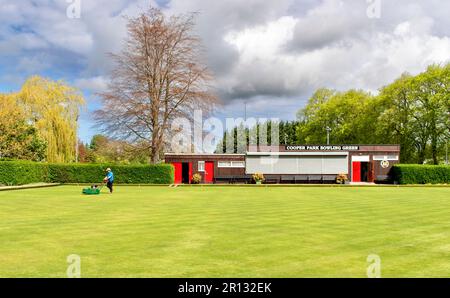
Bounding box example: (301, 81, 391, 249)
(172, 162, 182, 184)
(352, 162, 361, 182)
(205, 161, 214, 183)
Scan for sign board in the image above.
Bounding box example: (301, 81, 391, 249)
(285, 145, 359, 151)
(380, 160, 390, 168)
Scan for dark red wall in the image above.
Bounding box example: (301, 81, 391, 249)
(165, 154, 245, 183)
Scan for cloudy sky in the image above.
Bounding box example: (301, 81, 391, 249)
(1, 0, 449, 142)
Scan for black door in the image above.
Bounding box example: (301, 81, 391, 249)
(360, 162, 369, 182)
(182, 163, 190, 184)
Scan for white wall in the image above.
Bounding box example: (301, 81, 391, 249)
(246, 154, 348, 174)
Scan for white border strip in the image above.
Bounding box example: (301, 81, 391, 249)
(246, 152, 349, 156)
(164, 153, 245, 156)
(352, 155, 370, 162)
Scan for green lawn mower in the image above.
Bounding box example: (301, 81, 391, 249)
(82, 183, 104, 195)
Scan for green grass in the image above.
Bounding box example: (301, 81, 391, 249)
(0, 186, 449, 277)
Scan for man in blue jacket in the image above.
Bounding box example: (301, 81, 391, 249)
(103, 168, 114, 193)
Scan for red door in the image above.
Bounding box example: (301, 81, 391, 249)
(172, 162, 182, 184)
(352, 162, 361, 182)
(204, 161, 214, 183)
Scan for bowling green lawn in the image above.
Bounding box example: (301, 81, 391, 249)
(0, 185, 449, 277)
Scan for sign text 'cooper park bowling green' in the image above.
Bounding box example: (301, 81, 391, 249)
(285, 145, 360, 151)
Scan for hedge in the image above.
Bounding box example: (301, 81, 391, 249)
(0, 161, 48, 186)
(0, 161, 174, 186)
(389, 164, 450, 184)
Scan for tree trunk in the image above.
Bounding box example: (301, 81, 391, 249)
(151, 143, 160, 163)
(430, 113, 439, 164)
(431, 134, 438, 165)
(417, 142, 427, 164)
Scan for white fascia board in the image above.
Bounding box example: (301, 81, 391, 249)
(164, 153, 245, 156)
(351, 155, 370, 162)
(246, 152, 349, 156)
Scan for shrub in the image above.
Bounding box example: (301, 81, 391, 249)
(47, 164, 106, 184)
(191, 173, 202, 184)
(0, 160, 48, 186)
(47, 163, 174, 184)
(0, 161, 174, 185)
(336, 173, 348, 184)
(252, 173, 265, 183)
(389, 164, 450, 184)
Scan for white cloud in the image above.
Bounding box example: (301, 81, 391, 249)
(225, 16, 297, 60)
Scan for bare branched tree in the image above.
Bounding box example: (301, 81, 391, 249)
(96, 7, 217, 163)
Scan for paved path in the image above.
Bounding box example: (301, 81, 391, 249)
(0, 183, 60, 191)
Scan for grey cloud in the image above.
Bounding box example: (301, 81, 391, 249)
(286, 1, 377, 52)
(218, 60, 313, 101)
(167, 0, 296, 86)
(287, 0, 450, 53)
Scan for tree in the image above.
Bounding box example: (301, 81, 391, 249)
(298, 89, 378, 144)
(377, 74, 418, 163)
(378, 64, 449, 164)
(87, 135, 149, 164)
(90, 134, 109, 152)
(77, 141, 88, 163)
(297, 88, 336, 123)
(96, 7, 217, 163)
(215, 120, 300, 153)
(296, 63, 450, 164)
(0, 94, 47, 161)
(16, 76, 85, 163)
(412, 64, 449, 164)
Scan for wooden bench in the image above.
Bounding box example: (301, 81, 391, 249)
(281, 175, 295, 184)
(294, 175, 309, 183)
(322, 175, 337, 184)
(233, 175, 253, 184)
(265, 177, 279, 184)
(308, 175, 323, 183)
(214, 175, 235, 184)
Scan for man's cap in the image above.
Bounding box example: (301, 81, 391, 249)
(106, 168, 111, 172)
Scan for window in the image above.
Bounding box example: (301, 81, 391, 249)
(373, 155, 399, 161)
(218, 161, 245, 168)
(198, 161, 205, 172)
(231, 161, 245, 168)
(218, 161, 231, 168)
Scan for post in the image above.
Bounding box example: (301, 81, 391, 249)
(244, 101, 247, 121)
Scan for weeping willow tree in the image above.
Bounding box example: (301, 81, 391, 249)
(17, 76, 85, 163)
